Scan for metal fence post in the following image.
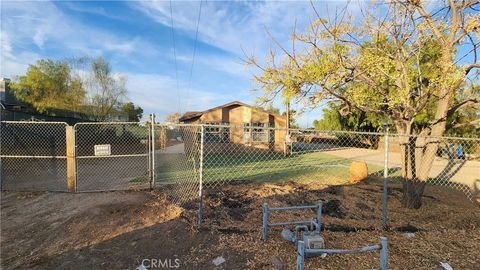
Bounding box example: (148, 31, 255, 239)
(149, 114, 156, 189)
(198, 124, 205, 228)
(148, 117, 152, 189)
(380, 237, 388, 270)
(382, 124, 389, 231)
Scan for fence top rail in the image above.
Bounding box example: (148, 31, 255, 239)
(0, 155, 67, 158)
(155, 123, 203, 128)
(200, 124, 479, 141)
(0, 120, 68, 125)
(2, 120, 478, 142)
(389, 133, 480, 141)
(291, 128, 386, 136)
(74, 121, 147, 126)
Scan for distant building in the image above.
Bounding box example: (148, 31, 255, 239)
(179, 101, 287, 152)
(0, 78, 15, 104)
(1, 78, 25, 121)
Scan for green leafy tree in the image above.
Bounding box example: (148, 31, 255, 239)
(248, 0, 480, 208)
(10, 59, 85, 113)
(281, 109, 300, 129)
(313, 102, 383, 131)
(120, 102, 143, 122)
(263, 104, 281, 115)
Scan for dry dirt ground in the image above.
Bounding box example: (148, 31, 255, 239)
(1, 179, 479, 270)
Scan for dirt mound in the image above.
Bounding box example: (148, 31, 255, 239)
(0, 190, 182, 269)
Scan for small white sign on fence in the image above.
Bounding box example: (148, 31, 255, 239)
(94, 144, 111, 156)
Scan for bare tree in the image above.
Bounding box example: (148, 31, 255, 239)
(165, 112, 181, 123)
(85, 57, 127, 121)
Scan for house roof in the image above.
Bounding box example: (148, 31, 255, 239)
(179, 101, 287, 122)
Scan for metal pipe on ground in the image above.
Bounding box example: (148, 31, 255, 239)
(262, 202, 323, 241)
(296, 237, 388, 270)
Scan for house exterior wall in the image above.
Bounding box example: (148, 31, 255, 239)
(182, 104, 287, 153)
(199, 108, 224, 123)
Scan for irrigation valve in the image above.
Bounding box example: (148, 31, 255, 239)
(303, 231, 325, 249)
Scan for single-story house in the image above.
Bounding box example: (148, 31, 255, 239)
(179, 101, 287, 152)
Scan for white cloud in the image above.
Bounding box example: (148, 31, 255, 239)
(131, 1, 315, 56)
(131, 1, 361, 56)
(0, 30, 42, 78)
(126, 73, 247, 121)
(0, 0, 353, 125)
(1, 1, 158, 78)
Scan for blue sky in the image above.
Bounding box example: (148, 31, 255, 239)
(1, 1, 476, 126)
(1, 0, 329, 126)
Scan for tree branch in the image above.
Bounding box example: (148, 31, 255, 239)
(452, 118, 480, 128)
(409, 0, 445, 43)
(447, 98, 479, 117)
(465, 63, 480, 75)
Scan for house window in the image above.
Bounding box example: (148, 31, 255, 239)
(203, 122, 230, 142)
(244, 123, 269, 142)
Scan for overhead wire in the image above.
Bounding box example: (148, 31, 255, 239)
(169, 0, 181, 114)
(186, 0, 204, 111)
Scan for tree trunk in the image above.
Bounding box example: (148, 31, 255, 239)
(397, 122, 430, 209)
(402, 180, 426, 209)
(397, 48, 457, 209)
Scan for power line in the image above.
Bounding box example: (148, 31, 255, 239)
(169, 0, 181, 114)
(186, 0, 203, 110)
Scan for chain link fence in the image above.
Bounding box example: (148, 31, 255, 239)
(387, 134, 480, 201)
(0, 121, 68, 191)
(1, 121, 478, 221)
(201, 125, 386, 188)
(198, 124, 479, 198)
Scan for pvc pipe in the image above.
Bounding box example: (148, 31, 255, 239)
(269, 221, 314, 227)
(380, 237, 388, 270)
(305, 244, 381, 255)
(297, 241, 305, 270)
(269, 205, 319, 211)
(295, 225, 309, 242)
(316, 201, 322, 233)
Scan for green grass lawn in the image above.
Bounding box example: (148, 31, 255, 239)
(151, 151, 383, 186)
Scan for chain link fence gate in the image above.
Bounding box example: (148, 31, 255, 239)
(0, 121, 68, 191)
(74, 122, 150, 192)
(153, 123, 202, 206)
